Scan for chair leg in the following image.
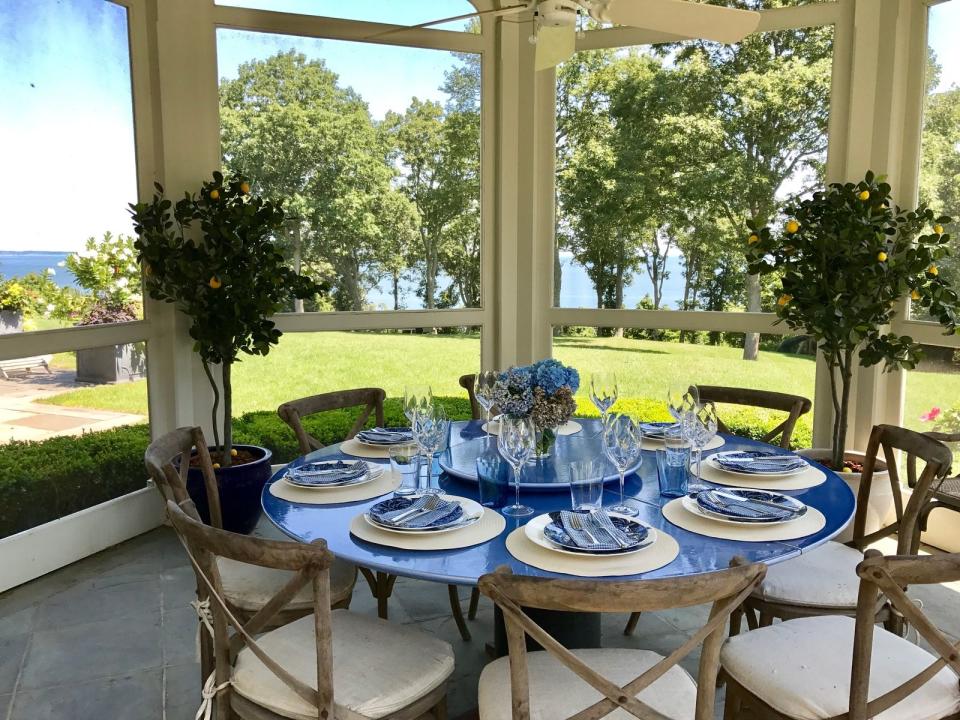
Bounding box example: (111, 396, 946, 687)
(729, 606, 743, 638)
(623, 611, 642, 636)
(745, 606, 759, 630)
(448, 585, 472, 641)
(723, 677, 742, 720)
(468, 587, 480, 620)
(758, 611, 774, 628)
(433, 694, 449, 720)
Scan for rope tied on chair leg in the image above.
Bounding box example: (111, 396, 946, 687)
(192, 598, 231, 720)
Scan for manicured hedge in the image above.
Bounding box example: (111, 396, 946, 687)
(0, 395, 812, 538)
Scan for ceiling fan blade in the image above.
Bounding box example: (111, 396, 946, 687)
(365, 3, 531, 41)
(593, 0, 761, 44)
(535, 24, 576, 70)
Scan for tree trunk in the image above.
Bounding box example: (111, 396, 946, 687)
(614, 263, 625, 338)
(742, 273, 761, 360)
(392, 271, 401, 311)
(221, 360, 233, 468)
(553, 242, 563, 337)
(292, 223, 304, 314)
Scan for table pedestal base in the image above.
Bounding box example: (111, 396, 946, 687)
(493, 606, 602, 657)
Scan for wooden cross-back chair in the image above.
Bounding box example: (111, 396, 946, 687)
(276, 390, 480, 641)
(721, 549, 960, 720)
(145, 427, 357, 686)
(733, 423, 952, 638)
(915, 431, 960, 547)
(459, 373, 481, 420)
(477, 560, 766, 720)
(692, 385, 812, 449)
(277, 388, 386, 454)
(166, 499, 454, 720)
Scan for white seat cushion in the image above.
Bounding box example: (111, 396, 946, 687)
(757, 541, 863, 608)
(232, 610, 454, 720)
(478, 648, 697, 720)
(218, 557, 356, 612)
(721, 615, 960, 720)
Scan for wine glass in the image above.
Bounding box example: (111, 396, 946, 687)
(667, 383, 699, 422)
(590, 372, 619, 421)
(474, 371, 498, 431)
(682, 402, 718, 491)
(602, 413, 642, 517)
(403, 385, 432, 425)
(497, 414, 536, 517)
(414, 404, 449, 495)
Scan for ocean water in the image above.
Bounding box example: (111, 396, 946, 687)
(0, 251, 687, 309)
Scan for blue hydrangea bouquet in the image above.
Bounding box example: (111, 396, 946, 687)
(492, 359, 580, 456)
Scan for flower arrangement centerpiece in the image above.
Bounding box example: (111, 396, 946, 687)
(492, 359, 580, 456)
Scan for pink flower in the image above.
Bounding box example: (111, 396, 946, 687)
(920, 407, 941, 422)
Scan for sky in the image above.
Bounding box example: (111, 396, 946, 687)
(1, 0, 958, 254)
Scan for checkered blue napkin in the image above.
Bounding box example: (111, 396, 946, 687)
(287, 461, 367, 486)
(559, 511, 622, 550)
(376, 496, 462, 529)
(357, 427, 414, 445)
(697, 490, 796, 521)
(714, 451, 806, 474)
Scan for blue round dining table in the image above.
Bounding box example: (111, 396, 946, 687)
(262, 419, 856, 586)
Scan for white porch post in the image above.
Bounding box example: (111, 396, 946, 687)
(143, 0, 221, 437)
(814, 0, 927, 449)
(494, 15, 554, 369)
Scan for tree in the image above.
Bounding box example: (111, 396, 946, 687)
(219, 51, 396, 311)
(672, 8, 833, 358)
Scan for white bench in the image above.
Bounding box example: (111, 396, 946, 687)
(0, 355, 53, 379)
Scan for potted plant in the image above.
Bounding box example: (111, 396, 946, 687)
(747, 171, 959, 533)
(68, 233, 147, 383)
(0, 280, 28, 334)
(130, 171, 320, 533)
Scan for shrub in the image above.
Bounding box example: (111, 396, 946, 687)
(0, 394, 813, 538)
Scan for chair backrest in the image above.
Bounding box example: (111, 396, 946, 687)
(166, 499, 336, 719)
(145, 426, 223, 529)
(278, 388, 386, 455)
(459, 373, 481, 420)
(692, 385, 811, 448)
(918, 431, 960, 489)
(847, 549, 960, 719)
(853, 424, 951, 553)
(479, 560, 766, 720)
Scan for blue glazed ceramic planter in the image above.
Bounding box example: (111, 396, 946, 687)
(186, 445, 272, 534)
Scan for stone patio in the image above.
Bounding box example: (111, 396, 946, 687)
(0, 523, 957, 720)
(0, 368, 144, 443)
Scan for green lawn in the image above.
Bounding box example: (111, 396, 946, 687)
(39, 331, 959, 434)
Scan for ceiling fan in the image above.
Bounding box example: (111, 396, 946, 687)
(370, 1, 761, 70)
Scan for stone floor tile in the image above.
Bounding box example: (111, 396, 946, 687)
(34, 575, 160, 631)
(164, 662, 201, 720)
(0, 606, 35, 639)
(0, 633, 29, 694)
(161, 605, 199, 667)
(19, 615, 162, 690)
(8, 670, 162, 720)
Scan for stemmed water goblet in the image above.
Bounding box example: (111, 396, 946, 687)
(474, 371, 498, 432)
(403, 385, 432, 426)
(414, 404, 449, 495)
(590, 372, 619, 421)
(602, 413, 642, 517)
(667, 383, 699, 422)
(497, 414, 536, 517)
(682, 402, 718, 491)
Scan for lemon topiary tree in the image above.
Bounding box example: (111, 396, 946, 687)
(129, 171, 321, 467)
(746, 171, 960, 470)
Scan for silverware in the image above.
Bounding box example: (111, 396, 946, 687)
(718, 455, 803, 464)
(567, 513, 600, 546)
(590, 510, 630, 549)
(708, 491, 796, 516)
(389, 495, 442, 524)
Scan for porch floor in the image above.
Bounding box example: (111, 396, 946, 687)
(1, 524, 958, 720)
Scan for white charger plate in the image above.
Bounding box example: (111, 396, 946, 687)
(363, 496, 484, 535)
(523, 512, 657, 557)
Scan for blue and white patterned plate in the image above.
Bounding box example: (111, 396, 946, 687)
(639, 422, 672, 439)
(542, 511, 651, 555)
(355, 427, 414, 447)
(692, 488, 806, 524)
(366, 495, 465, 532)
(285, 460, 373, 488)
(710, 450, 807, 476)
